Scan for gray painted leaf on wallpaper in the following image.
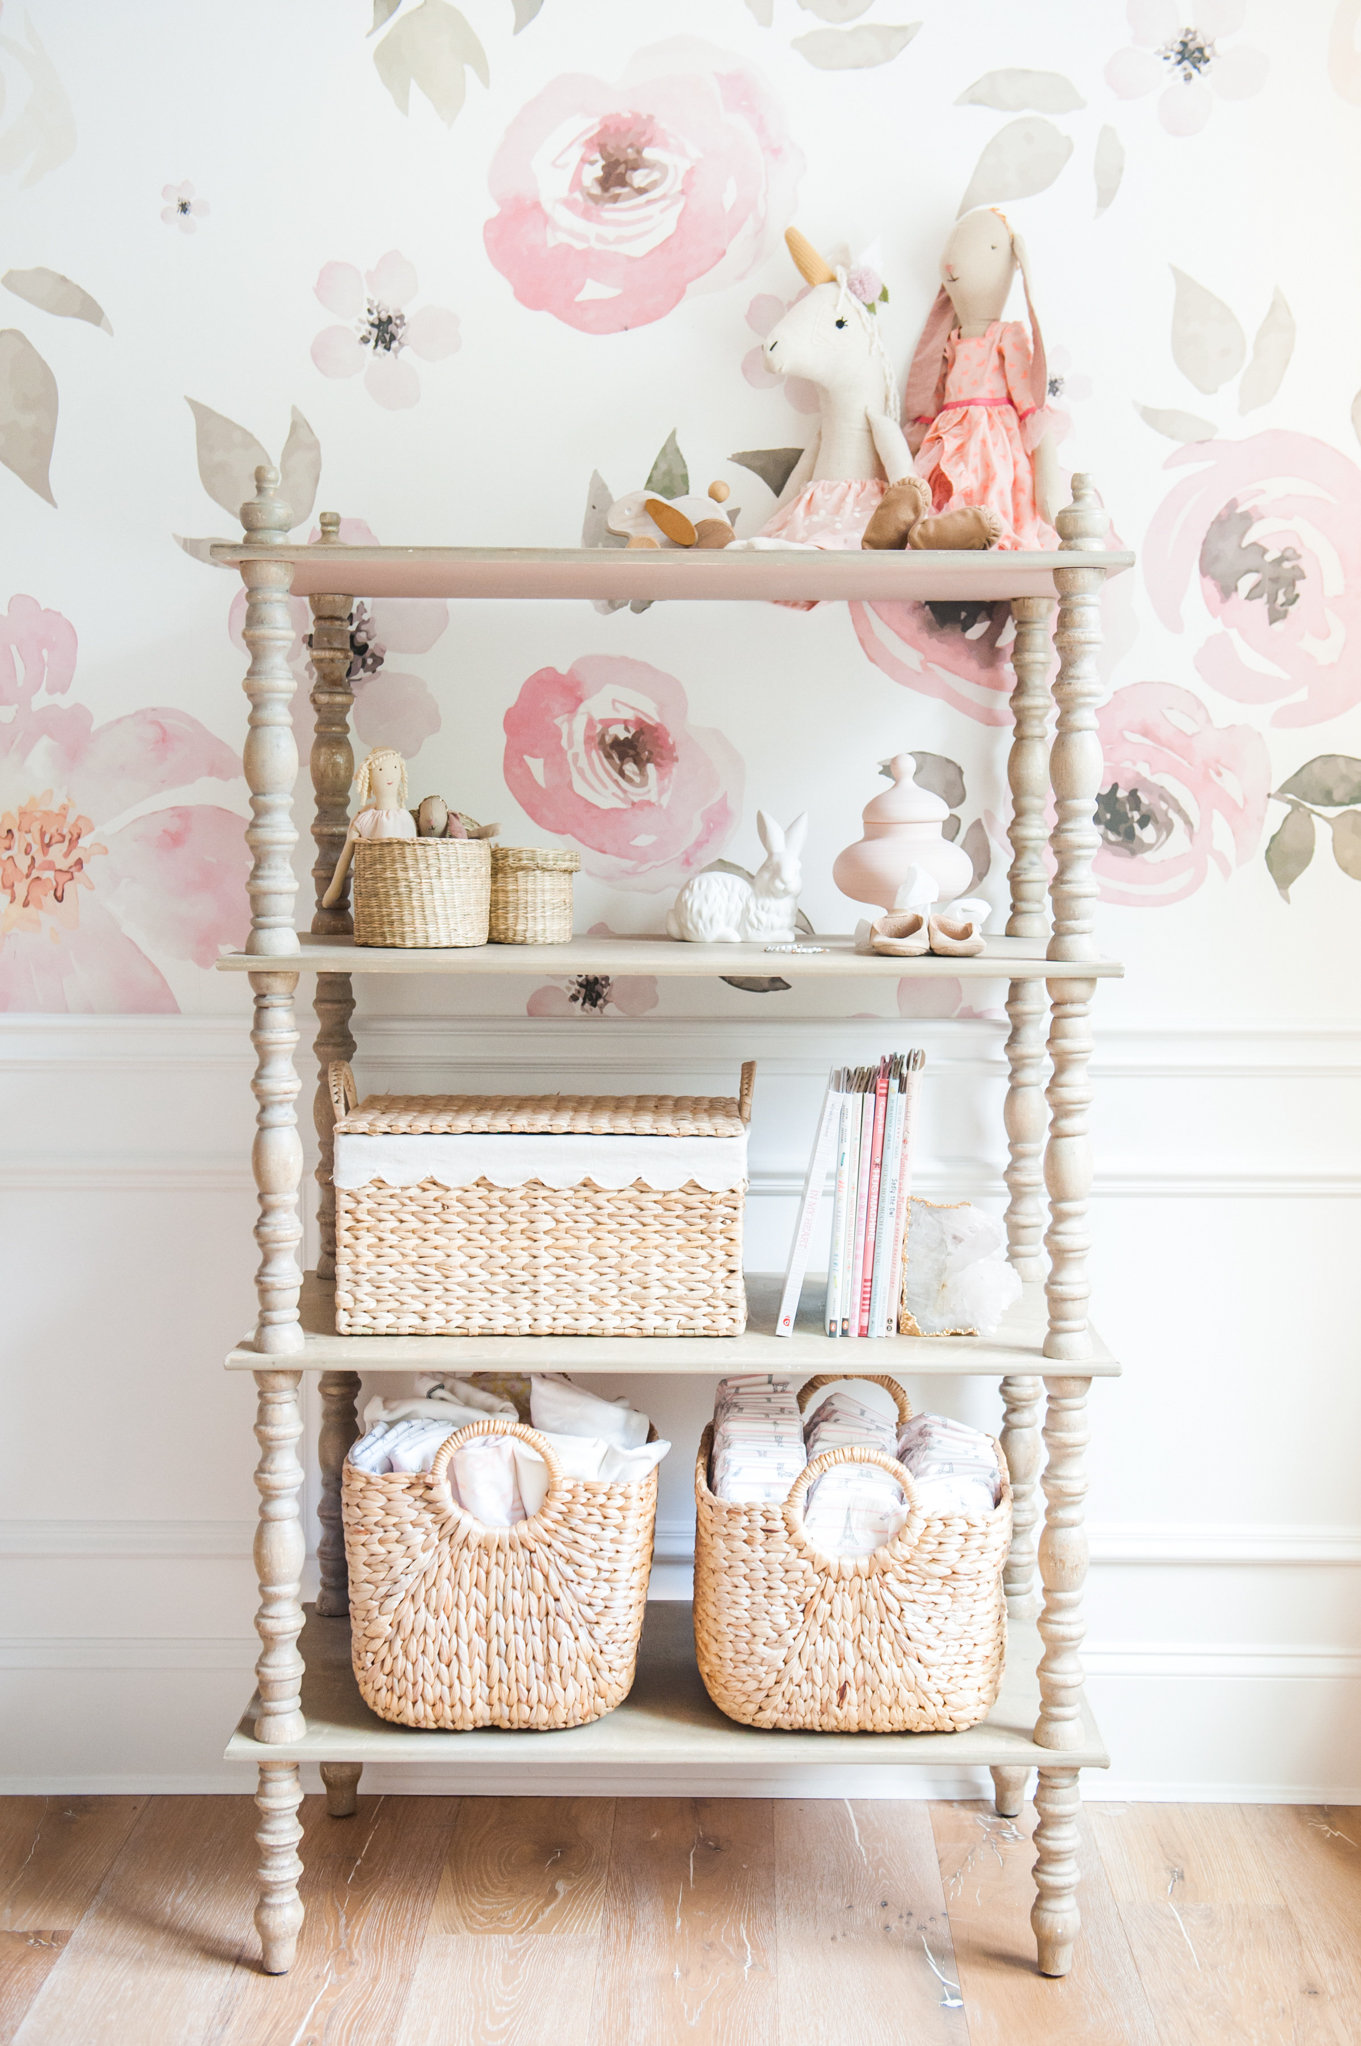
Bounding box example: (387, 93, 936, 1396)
(1331, 811, 1361, 881)
(368, 0, 404, 32)
(0, 17, 77, 188)
(957, 117, 1073, 217)
(956, 69, 1085, 113)
(793, 22, 922, 70)
(742, 0, 775, 22)
(582, 469, 633, 617)
(173, 534, 233, 568)
(2, 267, 111, 333)
(1275, 755, 1361, 808)
(797, 0, 875, 23)
(186, 399, 272, 521)
(1238, 289, 1295, 414)
(1094, 124, 1124, 217)
(373, 0, 489, 125)
(1264, 805, 1313, 901)
(279, 408, 321, 526)
(512, 0, 545, 28)
(909, 751, 966, 810)
(729, 447, 805, 497)
(1133, 401, 1217, 443)
(721, 976, 792, 993)
(961, 816, 991, 891)
(1169, 267, 1246, 395)
(645, 430, 689, 500)
(0, 329, 58, 505)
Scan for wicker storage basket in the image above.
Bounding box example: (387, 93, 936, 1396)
(328, 1059, 753, 1336)
(693, 1373, 1011, 1733)
(352, 836, 490, 947)
(490, 844, 579, 944)
(343, 1416, 658, 1729)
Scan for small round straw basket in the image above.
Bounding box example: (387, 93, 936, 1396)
(343, 1415, 658, 1729)
(352, 836, 490, 947)
(490, 845, 580, 944)
(693, 1373, 1011, 1733)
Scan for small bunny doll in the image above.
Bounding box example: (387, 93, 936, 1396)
(322, 746, 415, 908)
(666, 813, 808, 944)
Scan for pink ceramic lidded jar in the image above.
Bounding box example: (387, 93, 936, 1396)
(833, 752, 974, 913)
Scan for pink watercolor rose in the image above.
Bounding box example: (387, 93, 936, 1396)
(228, 519, 446, 758)
(503, 654, 742, 889)
(849, 597, 1019, 726)
(1106, 0, 1268, 136)
(527, 972, 660, 1019)
(0, 594, 247, 1011)
(311, 251, 460, 411)
(484, 41, 802, 335)
(1145, 431, 1361, 728)
(1093, 680, 1271, 907)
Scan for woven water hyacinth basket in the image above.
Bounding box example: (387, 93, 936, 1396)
(693, 1372, 1011, 1733)
(352, 835, 490, 947)
(490, 844, 579, 943)
(328, 1060, 752, 1337)
(342, 1416, 658, 1730)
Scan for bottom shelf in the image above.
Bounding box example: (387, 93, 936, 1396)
(226, 1600, 1108, 1772)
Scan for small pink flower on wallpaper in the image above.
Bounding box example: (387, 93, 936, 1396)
(0, 594, 247, 1011)
(742, 294, 819, 414)
(1093, 681, 1270, 907)
(1106, 1, 1267, 136)
(228, 518, 447, 758)
(484, 43, 802, 335)
(1144, 431, 1361, 728)
(161, 180, 208, 232)
(526, 973, 660, 1019)
(849, 598, 1018, 727)
(503, 654, 742, 889)
(311, 252, 460, 411)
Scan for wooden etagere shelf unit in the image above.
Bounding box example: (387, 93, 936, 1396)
(216, 470, 1131, 1980)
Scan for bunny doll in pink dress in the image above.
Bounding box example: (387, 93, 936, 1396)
(864, 208, 1059, 553)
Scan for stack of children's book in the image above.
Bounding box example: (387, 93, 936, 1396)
(776, 1051, 925, 1338)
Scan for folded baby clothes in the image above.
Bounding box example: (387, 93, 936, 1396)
(710, 1374, 807, 1504)
(362, 1374, 517, 1436)
(801, 1387, 909, 1558)
(897, 1412, 1001, 1516)
(530, 1373, 650, 1449)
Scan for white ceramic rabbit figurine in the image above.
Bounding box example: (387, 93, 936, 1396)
(666, 812, 808, 944)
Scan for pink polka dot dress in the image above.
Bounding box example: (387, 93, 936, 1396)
(913, 320, 1057, 550)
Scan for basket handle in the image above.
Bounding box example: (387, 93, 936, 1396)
(781, 1443, 920, 1544)
(327, 1061, 358, 1127)
(738, 1060, 756, 1126)
(427, 1415, 566, 1522)
(797, 1373, 913, 1427)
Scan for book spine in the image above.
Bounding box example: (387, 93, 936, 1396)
(848, 1080, 876, 1340)
(777, 1071, 840, 1336)
(824, 1082, 852, 1337)
(869, 1061, 905, 1337)
(857, 1061, 891, 1337)
(885, 1051, 925, 1335)
(835, 1073, 865, 1337)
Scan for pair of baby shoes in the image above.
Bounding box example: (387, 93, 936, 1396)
(868, 907, 986, 958)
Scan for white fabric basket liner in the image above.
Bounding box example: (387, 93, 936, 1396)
(334, 1130, 749, 1194)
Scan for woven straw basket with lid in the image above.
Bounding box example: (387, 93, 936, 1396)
(490, 844, 579, 943)
(352, 835, 490, 947)
(693, 1373, 1011, 1733)
(343, 1416, 658, 1729)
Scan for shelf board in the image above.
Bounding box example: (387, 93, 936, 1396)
(216, 931, 1123, 981)
(226, 1272, 1119, 1377)
(210, 540, 1133, 604)
(225, 1599, 1108, 1771)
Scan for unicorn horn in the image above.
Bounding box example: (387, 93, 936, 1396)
(785, 227, 836, 287)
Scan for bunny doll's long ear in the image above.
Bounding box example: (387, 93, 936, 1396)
(1011, 233, 1049, 413)
(902, 285, 954, 433)
(756, 810, 782, 858)
(785, 813, 809, 854)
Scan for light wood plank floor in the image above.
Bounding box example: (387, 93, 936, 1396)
(2, 1793, 1358, 2044)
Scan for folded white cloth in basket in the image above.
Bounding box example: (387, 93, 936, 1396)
(530, 1373, 651, 1450)
(897, 1412, 1001, 1515)
(801, 1388, 909, 1557)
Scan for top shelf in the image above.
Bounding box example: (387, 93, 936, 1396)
(209, 541, 1133, 604)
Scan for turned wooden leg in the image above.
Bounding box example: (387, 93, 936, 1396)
(253, 1369, 306, 1746)
(320, 1762, 363, 1818)
(1004, 595, 1053, 1277)
(255, 1761, 304, 1973)
(250, 974, 305, 1356)
(990, 1765, 1028, 1819)
(1000, 1373, 1042, 1615)
(1043, 980, 1096, 1362)
(1034, 1376, 1091, 1751)
(309, 553, 356, 1291)
(1031, 1765, 1081, 1976)
(317, 1369, 360, 1618)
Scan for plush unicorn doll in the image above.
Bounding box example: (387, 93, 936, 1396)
(730, 228, 998, 555)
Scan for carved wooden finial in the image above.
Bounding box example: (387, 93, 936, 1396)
(241, 463, 292, 543)
(1056, 473, 1108, 552)
(318, 511, 341, 544)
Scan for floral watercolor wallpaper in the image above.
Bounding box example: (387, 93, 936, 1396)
(2, 0, 1360, 1022)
